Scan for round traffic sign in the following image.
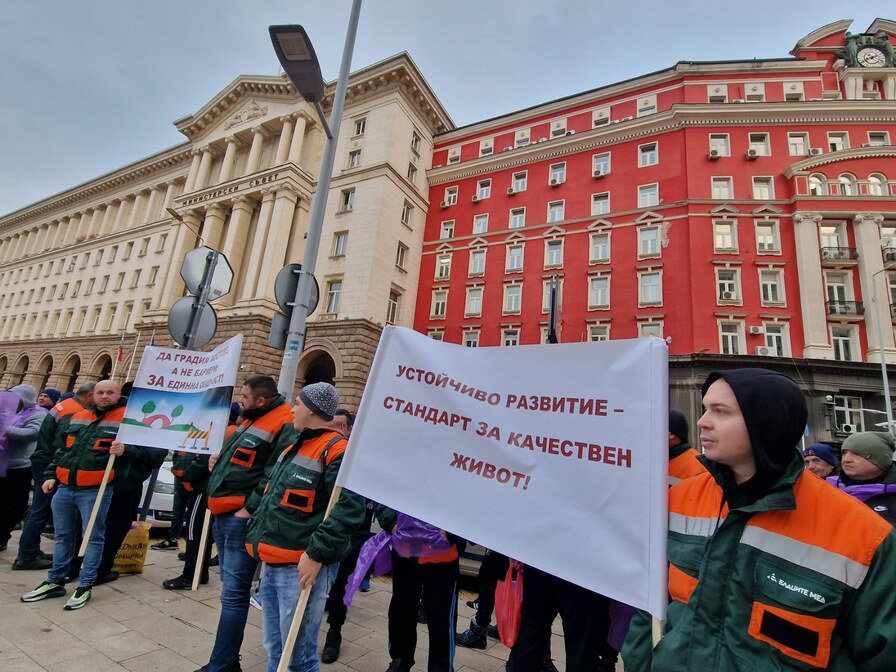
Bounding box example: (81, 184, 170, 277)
(167, 296, 217, 349)
(180, 247, 234, 300)
(274, 263, 320, 315)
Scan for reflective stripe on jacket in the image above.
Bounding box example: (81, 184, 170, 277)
(49, 403, 127, 488)
(32, 397, 84, 473)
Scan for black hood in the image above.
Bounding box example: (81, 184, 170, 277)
(702, 368, 807, 507)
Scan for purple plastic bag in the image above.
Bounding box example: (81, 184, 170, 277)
(391, 513, 450, 559)
(344, 531, 392, 606)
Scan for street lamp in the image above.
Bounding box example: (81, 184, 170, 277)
(871, 265, 896, 435)
(268, 0, 362, 399)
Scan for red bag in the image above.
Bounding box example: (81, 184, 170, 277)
(494, 565, 523, 648)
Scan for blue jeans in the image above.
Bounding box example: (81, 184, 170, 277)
(16, 464, 55, 560)
(48, 485, 112, 588)
(208, 514, 259, 672)
(261, 562, 337, 672)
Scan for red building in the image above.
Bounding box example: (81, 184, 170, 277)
(415, 18, 896, 442)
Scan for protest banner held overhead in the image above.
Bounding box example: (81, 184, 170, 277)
(338, 326, 669, 619)
(117, 335, 243, 454)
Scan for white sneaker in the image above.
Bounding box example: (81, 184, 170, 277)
(64, 586, 92, 610)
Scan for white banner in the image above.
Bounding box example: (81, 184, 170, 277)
(116, 335, 243, 454)
(338, 326, 668, 618)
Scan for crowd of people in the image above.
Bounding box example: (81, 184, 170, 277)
(4, 365, 896, 671)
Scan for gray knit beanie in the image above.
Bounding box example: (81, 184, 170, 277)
(841, 431, 895, 473)
(298, 382, 339, 421)
(10, 384, 37, 408)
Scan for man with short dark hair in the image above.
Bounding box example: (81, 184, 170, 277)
(37, 388, 61, 409)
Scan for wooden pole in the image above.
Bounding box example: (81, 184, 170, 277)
(276, 485, 343, 672)
(78, 453, 116, 557)
(192, 508, 213, 590)
(651, 617, 664, 647)
(124, 331, 142, 382)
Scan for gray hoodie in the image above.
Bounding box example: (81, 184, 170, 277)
(5, 385, 47, 469)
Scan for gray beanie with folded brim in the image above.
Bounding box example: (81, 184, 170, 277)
(841, 431, 895, 473)
(298, 382, 339, 422)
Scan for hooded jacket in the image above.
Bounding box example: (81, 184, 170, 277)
(827, 465, 896, 526)
(624, 368, 896, 671)
(3, 385, 47, 470)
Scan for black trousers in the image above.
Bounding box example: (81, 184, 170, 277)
(388, 551, 459, 672)
(326, 542, 363, 629)
(475, 550, 509, 627)
(182, 490, 212, 578)
(508, 566, 611, 672)
(0, 467, 32, 546)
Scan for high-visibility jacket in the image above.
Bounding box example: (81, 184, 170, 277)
(640, 459, 896, 671)
(668, 441, 706, 486)
(47, 400, 131, 488)
(31, 396, 85, 474)
(206, 399, 295, 515)
(244, 428, 364, 565)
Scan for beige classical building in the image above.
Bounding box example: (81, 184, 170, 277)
(0, 53, 451, 407)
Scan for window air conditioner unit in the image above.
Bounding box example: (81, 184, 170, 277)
(732, 99, 745, 103)
(749, 326, 764, 335)
(623, 116, 633, 122)
(610, 119, 621, 124)
(593, 170, 605, 178)
(885, 250, 896, 262)
(507, 187, 515, 195)
(439, 201, 449, 209)
(566, 130, 575, 135)
(708, 149, 720, 160)
(821, 248, 835, 260)
(747, 149, 759, 159)
(809, 148, 822, 156)
(538, 138, 548, 143)
(502, 147, 512, 152)
(550, 179, 561, 186)
(754, 346, 774, 356)
(471, 195, 480, 203)
(721, 291, 734, 300)
(841, 423, 857, 434)
(862, 143, 873, 148)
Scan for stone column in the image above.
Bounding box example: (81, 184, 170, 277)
(245, 127, 268, 175)
(159, 210, 201, 306)
(275, 116, 294, 165)
(99, 200, 120, 238)
(46, 220, 64, 250)
(219, 196, 256, 307)
(61, 213, 81, 246)
(793, 212, 832, 359)
(288, 113, 308, 164)
(144, 187, 162, 223)
(201, 203, 228, 251)
(86, 207, 104, 239)
(21, 227, 39, 258)
(115, 197, 133, 230)
(854, 213, 895, 362)
(254, 186, 300, 300)
(34, 224, 50, 254)
(183, 149, 203, 193)
(195, 148, 215, 191)
(126, 190, 148, 229)
(239, 188, 277, 299)
(162, 180, 180, 210)
(219, 136, 240, 183)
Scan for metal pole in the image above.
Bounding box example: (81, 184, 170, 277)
(186, 250, 219, 349)
(872, 270, 895, 435)
(277, 0, 362, 399)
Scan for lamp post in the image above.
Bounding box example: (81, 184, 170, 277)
(268, 0, 362, 399)
(871, 266, 895, 435)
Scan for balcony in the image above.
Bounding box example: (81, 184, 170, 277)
(891, 304, 896, 319)
(826, 300, 864, 317)
(884, 247, 896, 263)
(820, 247, 858, 266)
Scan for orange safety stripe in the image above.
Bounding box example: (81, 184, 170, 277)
(56, 467, 71, 484)
(66, 435, 76, 448)
(419, 545, 459, 564)
(668, 563, 699, 604)
(669, 449, 707, 484)
(230, 447, 257, 468)
(171, 468, 185, 477)
(73, 469, 114, 487)
(280, 488, 315, 513)
(207, 494, 247, 515)
(183, 482, 194, 492)
(93, 437, 113, 452)
(670, 473, 730, 519)
(748, 601, 834, 668)
(250, 541, 304, 565)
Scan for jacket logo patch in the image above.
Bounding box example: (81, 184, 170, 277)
(873, 505, 887, 512)
(767, 573, 826, 604)
(291, 473, 314, 484)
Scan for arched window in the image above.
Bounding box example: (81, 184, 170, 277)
(869, 173, 887, 196)
(809, 174, 827, 196)
(839, 173, 857, 196)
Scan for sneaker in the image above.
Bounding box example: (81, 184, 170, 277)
(360, 579, 371, 592)
(465, 598, 479, 609)
(178, 551, 187, 561)
(209, 555, 219, 567)
(487, 623, 499, 639)
(21, 580, 67, 602)
(64, 586, 92, 610)
(163, 574, 209, 590)
(94, 571, 119, 585)
(417, 599, 427, 624)
(386, 660, 405, 672)
(456, 618, 488, 649)
(321, 629, 342, 664)
(194, 659, 242, 672)
(41, 532, 55, 540)
(12, 556, 53, 571)
(249, 593, 262, 610)
(151, 538, 179, 551)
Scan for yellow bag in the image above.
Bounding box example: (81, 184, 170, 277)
(112, 521, 152, 574)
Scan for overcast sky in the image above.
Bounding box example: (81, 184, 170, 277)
(0, 1, 882, 216)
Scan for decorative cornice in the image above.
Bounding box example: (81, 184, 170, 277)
(784, 146, 896, 177)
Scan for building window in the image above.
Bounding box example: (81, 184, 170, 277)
(411, 131, 421, 153)
(831, 326, 855, 361)
(820, 224, 843, 249)
(589, 276, 609, 308)
(550, 119, 567, 137)
(711, 177, 733, 200)
(708, 85, 728, 103)
(760, 270, 784, 304)
(809, 174, 827, 196)
(639, 322, 663, 338)
(466, 288, 483, 316)
(429, 331, 444, 341)
(709, 134, 730, 156)
(447, 147, 461, 164)
(590, 232, 610, 262)
(714, 220, 737, 251)
(549, 163, 566, 185)
(717, 269, 740, 301)
(387, 290, 401, 324)
(109, 246, 118, 263)
(504, 285, 522, 314)
(444, 186, 458, 206)
(407, 164, 417, 181)
(463, 331, 480, 348)
(401, 202, 413, 227)
(591, 192, 610, 216)
(473, 214, 489, 234)
(639, 272, 662, 305)
(512, 172, 528, 192)
(592, 107, 610, 126)
(469, 249, 486, 276)
(788, 133, 809, 156)
(114, 273, 125, 291)
(593, 153, 611, 176)
(545, 240, 563, 268)
(868, 131, 890, 146)
(395, 243, 409, 270)
(156, 234, 168, 253)
(764, 323, 787, 356)
(430, 290, 447, 318)
(435, 254, 451, 280)
(637, 95, 657, 116)
(340, 189, 355, 212)
(138, 238, 149, 257)
(502, 329, 520, 346)
(638, 227, 660, 257)
(745, 84, 765, 102)
(833, 395, 863, 431)
(477, 179, 492, 200)
(130, 270, 141, 288)
(639, 142, 658, 167)
(638, 184, 659, 208)
(148, 266, 159, 286)
(325, 281, 342, 313)
(547, 201, 565, 223)
(479, 139, 494, 156)
(755, 221, 780, 253)
(869, 173, 886, 196)
(838, 173, 858, 196)
(541, 280, 562, 312)
(588, 325, 609, 341)
(99, 276, 109, 293)
(515, 129, 531, 148)
(333, 232, 348, 256)
(510, 208, 526, 229)
(440, 221, 455, 239)
(123, 242, 134, 261)
(506, 244, 524, 272)
(348, 149, 362, 168)
(84, 278, 95, 295)
(828, 132, 849, 152)
(720, 322, 743, 355)
(752, 176, 774, 200)
(353, 118, 366, 136)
